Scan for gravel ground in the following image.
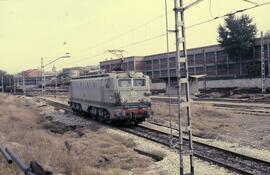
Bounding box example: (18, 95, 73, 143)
(151, 101, 270, 151)
(143, 122, 270, 163)
(0, 94, 156, 175)
(107, 129, 238, 175)
(40, 96, 241, 175)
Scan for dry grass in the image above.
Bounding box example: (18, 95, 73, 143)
(152, 102, 235, 136)
(0, 94, 154, 175)
(151, 101, 270, 150)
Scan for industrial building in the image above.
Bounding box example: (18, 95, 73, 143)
(100, 56, 144, 73)
(100, 37, 270, 84)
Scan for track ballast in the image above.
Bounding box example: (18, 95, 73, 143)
(44, 97, 270, 175)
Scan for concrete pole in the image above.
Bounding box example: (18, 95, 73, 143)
(1, 75, 4, 93)
(55, 75, 57, 97)
(203, 49, 207, 89)
(9, 76, 11, 93)
(261, 31, 266, 94)
(13, 75, 16, 94)
(165, 0, 174, 147)
(41, 57, 45, 95)
(173, 0, 184, 174)
(22, 71, 25, 95)
(16, 75, 19, 91)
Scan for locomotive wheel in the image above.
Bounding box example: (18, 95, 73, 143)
(78, 105, 83, 113)
(90, 107, 97, 120)
(87, 107, 92, 117)
(133, 121, 139, 126)
(104, 111, 111, 124)
(71, 103, 77, 112)
(98, 115, 104, 122)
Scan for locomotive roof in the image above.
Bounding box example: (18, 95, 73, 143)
(71, 71, 145, 81)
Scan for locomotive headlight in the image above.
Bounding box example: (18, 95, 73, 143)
(121, 110, 126, 116)
(120, 97, 125, 103)
(109, 95, 113, 101)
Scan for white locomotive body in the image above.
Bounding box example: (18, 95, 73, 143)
(68, 71, 152, 124)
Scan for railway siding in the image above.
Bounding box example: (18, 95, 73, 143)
(40, 96, 270, 175)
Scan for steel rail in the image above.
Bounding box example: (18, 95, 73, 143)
(43, 98, 270, 175)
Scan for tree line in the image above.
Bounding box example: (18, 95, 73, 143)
(217, 14, 268, 78)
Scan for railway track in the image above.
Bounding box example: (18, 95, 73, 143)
(122, 126, 270, 175)
(152, 97, 270, 116)
(43, 98, 270, 175)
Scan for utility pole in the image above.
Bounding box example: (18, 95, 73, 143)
(261, 31, 266, 94)
(165, 0, 174, 148)
(22, 71, 25, 95)
(9, 76, 11, 93)
(55, 75, 58, 98)
(41, 53, 70, 96)
(173, 0, 203, 174)
(1, 75, 4, 93)
(13, 75, 16, 94)
(203, 49, 207, 90)
(41, 57, 45, 95)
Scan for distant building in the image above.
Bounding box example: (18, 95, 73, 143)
(99, 37, 270, 83)
(100, 56, 144, 72)
(22, 69, 42, 78)
(62, 65, 100, 78)
(62, 67, 83, 77)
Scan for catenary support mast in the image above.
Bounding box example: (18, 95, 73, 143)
(165, 0, 174, 148)
(41, 57, 45, 95)
(261, 31, 266, 94)
(173, 0, 204, 174)
(1, 75, 3, 93)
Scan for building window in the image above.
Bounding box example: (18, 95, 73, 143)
(153, 60, 159, 69)
(206, 52, 215, 64)
(216, 51, 227, 63)
(187, 54, 194, 66)
(145, 61, 152, 70)
(195, 66, 204, 74)
(160, 70, 167, 77)
(195, 53, 204, 66)
(153, 71, 160, 78)
(160, 58, 167, 69)
(169, 57, 176, 68)
(229, 63, 240, 75)
(146, 72, 152, 77)
(128, 62, 134, 71)
(217, 64, 228, 75)
(206, 65, 216, 75)
(169, 69, 176, 77)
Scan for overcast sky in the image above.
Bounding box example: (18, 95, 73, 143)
(1, 0, 270, 73)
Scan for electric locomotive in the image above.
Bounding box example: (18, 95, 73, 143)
(68, 71, 152, 124)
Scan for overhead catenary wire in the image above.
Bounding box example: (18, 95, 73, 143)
(61, 1, 270, 67)
(76, 12, 172, 53)
(242, 0, 259, 6)
(186, 1, 270, 29)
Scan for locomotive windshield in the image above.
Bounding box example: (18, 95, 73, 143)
(118, 79, 132, 87)
(118, 78, 146, 87)
(133, 79, 145, 86)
